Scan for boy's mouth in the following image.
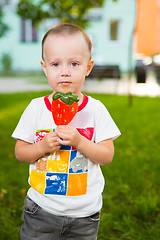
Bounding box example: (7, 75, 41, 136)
(59, 81, 72, 86)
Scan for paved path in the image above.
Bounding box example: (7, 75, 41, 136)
(0, 78, 51, 93)
(82, 76, 160, 97)
(0, 76, 160, 97)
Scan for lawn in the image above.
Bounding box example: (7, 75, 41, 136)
(0, 91, 160, 240)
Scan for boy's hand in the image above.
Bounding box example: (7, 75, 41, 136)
(15, 132, 61, 163)
(40, 131, 61, 154)
(55, 126, 82, 148)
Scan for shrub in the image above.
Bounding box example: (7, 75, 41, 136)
(1, 53, 12, 75)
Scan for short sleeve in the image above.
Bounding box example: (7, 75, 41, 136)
(94, 100, 121, 143)
(12, 100, 38, 143)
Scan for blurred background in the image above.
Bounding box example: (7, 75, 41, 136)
(0, 0, 160, 96)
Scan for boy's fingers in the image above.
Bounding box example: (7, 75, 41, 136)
(57, 138, 69, 145)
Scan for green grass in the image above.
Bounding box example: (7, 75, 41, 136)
(0, 91, 160, 239)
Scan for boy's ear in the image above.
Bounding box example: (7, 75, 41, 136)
(86, 59, 94, 77)
(41, 60, 47, 76)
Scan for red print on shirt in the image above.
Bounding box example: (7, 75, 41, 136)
(36, 130, 51, 142)
(72, 127, 94, 150)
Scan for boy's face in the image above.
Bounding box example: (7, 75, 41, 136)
(41, 33, 94, 98)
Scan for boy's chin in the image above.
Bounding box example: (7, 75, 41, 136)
(58, 85, 73, 93)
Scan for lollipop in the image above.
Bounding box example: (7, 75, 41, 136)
(52, 92, 79, 125)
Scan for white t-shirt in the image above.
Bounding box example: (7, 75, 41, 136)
(12, 94, 121, 218)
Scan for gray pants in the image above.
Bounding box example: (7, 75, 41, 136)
(20, 196, 100, 240)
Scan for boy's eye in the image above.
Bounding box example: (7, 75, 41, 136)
(52, 63, 59, 67)
(71, 62, 79, 67)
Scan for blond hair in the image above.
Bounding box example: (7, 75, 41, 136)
(42, 23, 92, 59)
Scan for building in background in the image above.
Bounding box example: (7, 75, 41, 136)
(87, 0, 136, 72)
(0, 0, 136, 73)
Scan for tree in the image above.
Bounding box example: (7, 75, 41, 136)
(0, 4, 9, 37)
(17, 0, 117, 28)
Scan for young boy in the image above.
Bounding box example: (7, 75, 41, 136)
(12, 23, 121, 240)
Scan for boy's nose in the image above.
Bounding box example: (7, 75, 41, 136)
(61, 66, 71, 77)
